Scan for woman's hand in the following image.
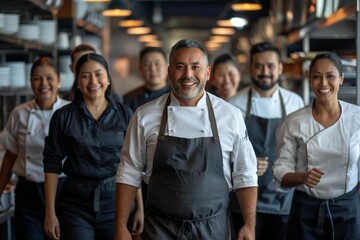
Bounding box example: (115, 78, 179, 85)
(44, 212, 60, 240)
(303, 168, 324, 188)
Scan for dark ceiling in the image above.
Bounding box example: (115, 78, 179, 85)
(132, 0, 270, 32)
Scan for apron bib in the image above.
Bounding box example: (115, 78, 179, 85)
(144, 94, 230, 240)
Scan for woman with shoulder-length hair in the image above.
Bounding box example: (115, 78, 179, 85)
(43, 53, 143, 240)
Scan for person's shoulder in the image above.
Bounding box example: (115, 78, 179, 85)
(209, 93, 242, 115)
(57, 97, 71, 107)
(123, 85, 145, 99)
(340, 100, 360, 115)
(54, 102, 74, 116)
(138, 93, 168, 111)
(279, 87, 303, 100)
(9, 100, 36, 118)
(228, 86, 250, 106)
(285, 104, 311, 122)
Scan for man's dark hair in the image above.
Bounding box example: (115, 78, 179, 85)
(139, 47, 166, 63)
(250, 42, 281, 64)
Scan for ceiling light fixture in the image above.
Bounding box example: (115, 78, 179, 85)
(126, 27, 151, 35)
(211, 27, 236, 35)
(209, 35, 231, 43)
(145, 41, 163, 47)
(119, 19, 144, 27)
(138, 34, 159, 42)
(82, 0, 110, 2)
(102, 0, 132, 17)
(231, 0, 262, 11)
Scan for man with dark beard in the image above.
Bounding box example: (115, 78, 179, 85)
(115, 39, 258, 240)
(229, 42, 304, 240)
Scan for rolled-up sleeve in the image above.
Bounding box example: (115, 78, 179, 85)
(116, 111, 145, 188)
(43, 109, 66, 174)
(232, 111, 258, 189)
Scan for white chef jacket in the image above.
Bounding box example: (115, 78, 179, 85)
(116, 92, 258, 191)
(0, 96, 69, 182)
(273, 101, 360, 199)
(228, 85, 304, 118)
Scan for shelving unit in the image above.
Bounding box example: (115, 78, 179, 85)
(0, 0, 58, 129)
(282, 1, 358, 105)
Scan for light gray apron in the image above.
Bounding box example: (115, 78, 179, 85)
(143, 94, 230, 240)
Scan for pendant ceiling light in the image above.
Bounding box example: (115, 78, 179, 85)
(102, 0, 132, 17)
(119, 18, 144, 27)
(217, 11, 248, 29)
(126, 27, 151, 35)
(231, 0, 262, 11)
(82, 0, 110, 2)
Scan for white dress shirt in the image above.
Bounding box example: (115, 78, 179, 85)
(116, 92, 258, 191)
(273, 101, 360, 199)
(0, 96, 69, 182)
(229, 85, 304, 118)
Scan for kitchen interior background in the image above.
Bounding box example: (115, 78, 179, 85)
(0, 0, 358, 138)
(0, 0, 358, 238)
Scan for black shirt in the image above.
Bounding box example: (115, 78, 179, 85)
(124, 85, 171, 111)
(43, 96, 132, 180)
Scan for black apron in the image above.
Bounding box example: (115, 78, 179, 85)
(143, 94, 230, 240)
(286, 188, 360, 240)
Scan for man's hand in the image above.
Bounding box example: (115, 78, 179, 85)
(257, 157, 268, 176)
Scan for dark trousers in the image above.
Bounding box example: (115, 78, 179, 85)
(58, 178, 116, 240)
(14, 177, 64, 240)
(230, 212, 288, 240)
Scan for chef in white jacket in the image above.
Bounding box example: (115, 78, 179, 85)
(115, 39, 258, 240)
(273, 52, 360, 240)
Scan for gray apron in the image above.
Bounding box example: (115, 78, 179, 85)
(143, 94, 230, 240)
(246, 89, 293, 214)
(229, 88, 293, 214)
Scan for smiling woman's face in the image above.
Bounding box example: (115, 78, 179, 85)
(309, 58, 344, 104)
(77, 60, 109, 101)
(31, 64, 60, 106)
(212, 61, 241, 100)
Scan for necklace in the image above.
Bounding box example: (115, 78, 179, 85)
(95, 100, 108, 111)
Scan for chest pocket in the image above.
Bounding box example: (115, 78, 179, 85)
(170, 139, 208, 174)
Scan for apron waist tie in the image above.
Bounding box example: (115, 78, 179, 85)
(316, 200, 334, 239)
(94, 175, 116, 212)
(175, 210, 225, 240)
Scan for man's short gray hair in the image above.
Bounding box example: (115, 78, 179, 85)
(169, 39, 209, 65)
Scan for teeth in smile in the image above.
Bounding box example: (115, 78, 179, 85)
(319, 89, 330, 93)
(39, 88, 50, 93)
(182, 82, 196, 86)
